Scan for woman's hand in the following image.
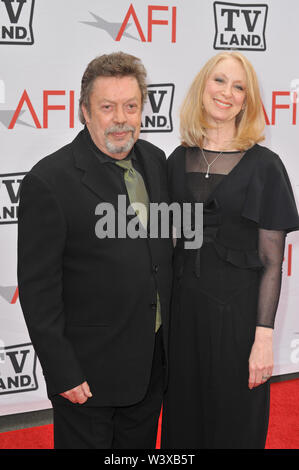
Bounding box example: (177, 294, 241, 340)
(248, 327, 273, 390)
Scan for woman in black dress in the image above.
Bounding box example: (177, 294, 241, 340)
(161, 52, 299, 449)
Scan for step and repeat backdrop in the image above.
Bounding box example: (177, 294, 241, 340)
(0, 0, 299, 415)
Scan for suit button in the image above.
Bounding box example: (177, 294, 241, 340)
(150, 303, 157, 310)
(153, 264, 159, 273)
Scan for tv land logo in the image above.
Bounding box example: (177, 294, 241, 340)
(213, 2, 268, 51)
(0, 84, 175, 132)
(81, 3, 177, 43)
(0, 0, 35, 45)
(0, 172, 26, 224)
(141, 84, 174, 133)
(0, 342, 38, 394)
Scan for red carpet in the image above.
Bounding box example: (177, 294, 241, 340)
(265, 379, 299, 449)
(0, 379, 298, 449)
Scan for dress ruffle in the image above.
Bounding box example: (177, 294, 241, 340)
(241, 148, 299, 232)
(213, 240, 263, 270)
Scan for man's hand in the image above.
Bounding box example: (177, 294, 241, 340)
(60, 381, 92, 404)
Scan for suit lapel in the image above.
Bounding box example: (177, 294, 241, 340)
(71, 132, 161, 213)
(71, 130, 128, 214)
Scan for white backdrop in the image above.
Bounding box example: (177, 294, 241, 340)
(0, 0, 298, 416)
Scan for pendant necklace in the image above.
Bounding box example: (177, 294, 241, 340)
(200, 147, 223, 179)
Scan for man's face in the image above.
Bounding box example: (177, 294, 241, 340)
(82, 75, 143, 160)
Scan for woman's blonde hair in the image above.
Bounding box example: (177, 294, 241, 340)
(180, 51, 265, 150)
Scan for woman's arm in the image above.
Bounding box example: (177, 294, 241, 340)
(248, 229, 286, 389)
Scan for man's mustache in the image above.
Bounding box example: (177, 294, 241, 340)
(105, 125, 135, 136)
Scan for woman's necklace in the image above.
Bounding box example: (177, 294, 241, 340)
(200, 147, 224, 179)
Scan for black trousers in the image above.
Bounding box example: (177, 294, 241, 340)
(51, 328, 165, 449)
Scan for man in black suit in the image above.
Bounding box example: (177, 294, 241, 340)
(17, 52, 173, 449)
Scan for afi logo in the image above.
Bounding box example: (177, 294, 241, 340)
(283, 244, 293, 277)
(213, 2, 268, 51)
(0, 0, 35, 45)
(262, 91, 297, 126)
(81, 3, 177, 43)
(0, 172, 26, 224)
(0, 89, 75, 129)
(0, 343, 38, 395)
(141, 84, 175, 133)
(0, 285, 19, 303)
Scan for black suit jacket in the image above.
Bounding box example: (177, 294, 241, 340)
(17, 130, 173, 407)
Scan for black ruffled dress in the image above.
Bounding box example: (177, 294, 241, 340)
(161, 144, 299, 449)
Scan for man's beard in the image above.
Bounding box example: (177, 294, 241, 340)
(105, 124, 136, 155)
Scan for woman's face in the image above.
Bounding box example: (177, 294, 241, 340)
(202, 57, 247, 126)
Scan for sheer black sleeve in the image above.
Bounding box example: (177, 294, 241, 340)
(256, 228, 286, 329)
